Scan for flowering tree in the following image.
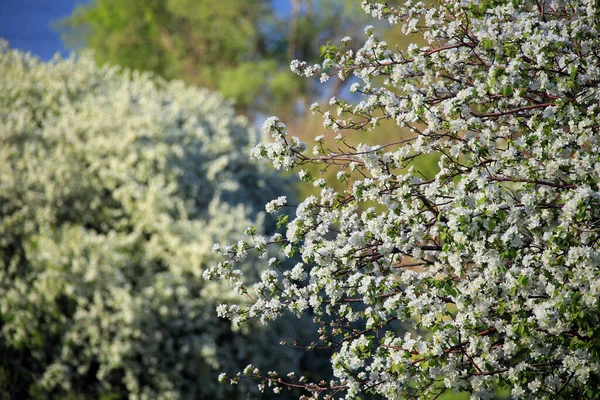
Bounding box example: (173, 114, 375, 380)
(0, 44, 313, 399)
(206, 0, 600, 398)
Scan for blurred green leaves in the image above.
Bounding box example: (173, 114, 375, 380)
(60, 0, 369, 118)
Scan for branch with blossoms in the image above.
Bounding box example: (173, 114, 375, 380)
(220, 366, 350, 400)
(207, 0, 600, 398)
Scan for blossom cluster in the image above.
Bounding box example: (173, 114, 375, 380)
(207, 0, 600, 398)
(0, 43, 312, 399)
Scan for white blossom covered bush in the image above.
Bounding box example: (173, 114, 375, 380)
(0, 43, 309, 399)
(206, 0, 600, 398)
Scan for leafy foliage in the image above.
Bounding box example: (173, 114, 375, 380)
(207, 0, 600, 398)
(59, 0, 370, 117)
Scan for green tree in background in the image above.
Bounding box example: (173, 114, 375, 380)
(60, 0, 369, 118)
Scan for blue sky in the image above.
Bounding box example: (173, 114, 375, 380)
(0, 0, 89, 59)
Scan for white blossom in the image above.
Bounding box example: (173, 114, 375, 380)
(211, 1, 600, 398)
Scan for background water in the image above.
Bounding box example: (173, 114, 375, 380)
(0, 0, 89, 60)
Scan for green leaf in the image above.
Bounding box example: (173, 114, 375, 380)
(277, 214, 289, 229)
(481, 38, 494, 49)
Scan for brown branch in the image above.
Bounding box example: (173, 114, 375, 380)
(490, 176, 576, 189)
(475, 103, 555, 118)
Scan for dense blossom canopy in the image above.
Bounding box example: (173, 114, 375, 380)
(207, 0, 600, 398)
(0, 43, 302, 399)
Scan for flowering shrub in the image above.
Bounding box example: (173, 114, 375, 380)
(206, 0, 600, 398)
(0, 43, 305, 399)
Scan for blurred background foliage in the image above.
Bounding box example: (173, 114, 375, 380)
(0, 44, 327, 400)
(60, 0, 369, 120)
